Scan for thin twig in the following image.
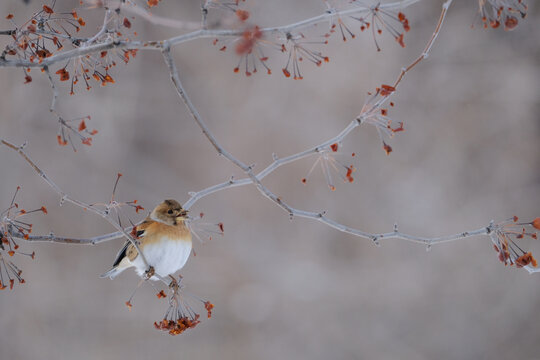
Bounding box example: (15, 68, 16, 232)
(162, 45, 295, 216)
(9, 230, 116, 245)
(43, 66, 57, 114)
(84, 9, 112, 46)
(263, 0, 420, 34)
(392, 0, 452, 89)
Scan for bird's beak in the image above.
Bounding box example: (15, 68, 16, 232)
(178, 209, 189, 218)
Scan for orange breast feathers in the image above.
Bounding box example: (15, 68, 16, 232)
(139, 220, 191, 246)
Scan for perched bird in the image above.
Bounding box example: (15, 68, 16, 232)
(101, 199, 192, 281)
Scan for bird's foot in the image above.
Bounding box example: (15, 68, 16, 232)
(144, 266, 155, 280)
(168, 275, 179, 293)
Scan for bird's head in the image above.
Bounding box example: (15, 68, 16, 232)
(150, 199, 188, 225)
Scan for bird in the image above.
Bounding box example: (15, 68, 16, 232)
(101, 199, 192, 281)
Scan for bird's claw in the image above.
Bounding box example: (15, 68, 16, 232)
(144, 266, 155, 280)
(168, 275, 179, 293)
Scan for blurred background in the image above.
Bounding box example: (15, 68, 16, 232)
(0, 0, 539, 359)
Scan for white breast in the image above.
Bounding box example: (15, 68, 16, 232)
(131, 237, 192, 280)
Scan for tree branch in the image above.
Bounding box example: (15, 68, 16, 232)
(184, 0, 454, 211)
(262, 0, 420, 34)
(43, 66, 58, 114)
(9, 228, 122, 245)
(161, 0, 467, 248)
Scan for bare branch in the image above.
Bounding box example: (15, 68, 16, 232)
(9, 229, 122, 245)
(84, 9, 113, 46)
(263, 0, 420, 34)
(184, 0, 454, 210)
(162, 44, 296, 217)
(160, 0, 474, 249)
(182, 120, 359, 210)
(43, 66, 58, 114)
(392, 0, 453, 89)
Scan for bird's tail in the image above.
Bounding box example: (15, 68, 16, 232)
(100, 266, 126, 279)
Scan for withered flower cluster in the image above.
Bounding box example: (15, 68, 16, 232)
(213, 1, 411, 79)
(477, 0, 527, 30)
(153, 278, 214, 336)
(0, 187, 44, 290)
(3, 3, 138, 92)
(490, 217, 540, 271)
(301, 142, 356, 192)
(154, 315, 201, 336)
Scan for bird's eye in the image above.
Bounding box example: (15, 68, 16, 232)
(167, 209, 173, 214)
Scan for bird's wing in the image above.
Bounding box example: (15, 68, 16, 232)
(111, 220, 153, 266)
(100, 241, 135, 279)
(133, 220, 151, 239)
(112, 241, 131, 267)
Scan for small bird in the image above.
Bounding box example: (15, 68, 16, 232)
(101, 199, 192, 281)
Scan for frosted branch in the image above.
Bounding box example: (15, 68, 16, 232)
(0, 0, 418, 69)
